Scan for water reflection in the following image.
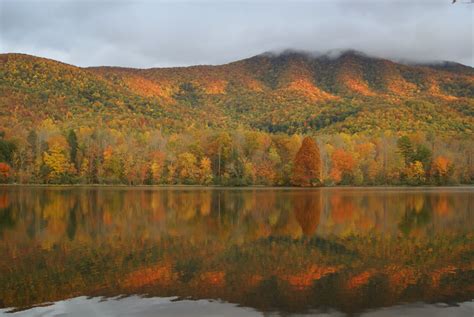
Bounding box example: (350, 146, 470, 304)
(0, 187, 473, 315)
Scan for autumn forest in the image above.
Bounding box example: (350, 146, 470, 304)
(0, 51, 473, 186)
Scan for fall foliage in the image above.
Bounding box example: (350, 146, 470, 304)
(0, 52, 473, 186)
(431, 156, 454, 185)
(0, 162, 11, 183)
(0, 125, 472, 185)
(330, 148, 356, 184)
(291, 137, 322, 186)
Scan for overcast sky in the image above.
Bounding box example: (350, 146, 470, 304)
(0, 0, 472, 68)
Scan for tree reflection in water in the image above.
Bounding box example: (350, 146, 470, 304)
(0, 186, 473, 315)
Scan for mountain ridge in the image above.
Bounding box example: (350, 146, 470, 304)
(4, 49, 473, 70)
(1, 50, 473, 135)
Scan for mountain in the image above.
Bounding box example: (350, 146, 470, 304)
(1, 50, 473, 135)
(0, 50, 473, 186)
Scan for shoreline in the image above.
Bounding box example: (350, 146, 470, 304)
(1, 184, 473, 190)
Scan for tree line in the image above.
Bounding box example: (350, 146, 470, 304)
(0, 119, 472, 186)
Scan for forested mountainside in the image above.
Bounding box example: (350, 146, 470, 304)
(0, 50, 473, 185)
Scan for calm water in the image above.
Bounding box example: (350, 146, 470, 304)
(0, 186, 473, 316)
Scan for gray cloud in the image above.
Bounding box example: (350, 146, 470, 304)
(0, 0, 472, 68)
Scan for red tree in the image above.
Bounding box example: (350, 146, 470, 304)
(0, 163, 11, 183)
(291, 137, 321, 186)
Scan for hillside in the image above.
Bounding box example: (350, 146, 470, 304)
(1, 50, 473, 134)
(0, 50, 473, 185)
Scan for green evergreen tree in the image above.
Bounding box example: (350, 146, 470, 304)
(67, 130, 79, 169)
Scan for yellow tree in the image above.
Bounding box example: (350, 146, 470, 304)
(79, 157, 90, 181)
(43, 136, 75, 182)
(198, 156, 213, 185)
(242, 159, 256, 184)
(405, 161, 426, 185)
(177, 152, 199, 184)
(167, 162, 177, 184)
(102, 145, 122, 182)
(150, 150, 166, 184)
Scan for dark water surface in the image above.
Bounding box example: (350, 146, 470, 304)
(0, 186, 473, 316)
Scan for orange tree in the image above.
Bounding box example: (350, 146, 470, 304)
(291, 137, 321, 186)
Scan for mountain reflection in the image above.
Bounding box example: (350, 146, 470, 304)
(0, 187, 473, 314)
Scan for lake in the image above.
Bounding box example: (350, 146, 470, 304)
(0, 186, 473, 316)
